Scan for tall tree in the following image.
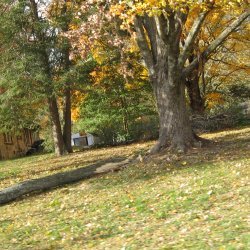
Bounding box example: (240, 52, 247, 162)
(0, 0, 75, 155)
(79, 0, 249, 153)
(48, 0, 75, 153)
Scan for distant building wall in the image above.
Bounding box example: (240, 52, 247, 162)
(0, 129, 39, 160)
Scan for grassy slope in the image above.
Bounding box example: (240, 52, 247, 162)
(0, 127, 249, 250)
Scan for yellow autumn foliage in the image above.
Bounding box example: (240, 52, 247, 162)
(110, 0, 248, 26)
(71, 91, 87, 122)
(206, 92, 225, 109)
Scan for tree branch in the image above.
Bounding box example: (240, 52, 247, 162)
(134, 16, 155, 76)
(154, 14, 169, 44)
(179, 11, 209, 68)
(183, 9, 250, 77)
(143, 15, 158, 64)
(175, 10, 188, 40)
(29, 0, 39, 21)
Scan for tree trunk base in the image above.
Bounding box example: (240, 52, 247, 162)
(149, 141, 166, 154)
(149, 133, 211, 155)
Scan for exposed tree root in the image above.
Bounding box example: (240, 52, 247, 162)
(193, 132, 212, 145)
(149, 141, 163, 154)
(148, 133, 211, 156)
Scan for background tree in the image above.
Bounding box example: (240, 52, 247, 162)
(75, 50, 158, 145)
(48, 0, 76, 153)
(0, 0, 79, 155)
(185, 10, 250, 113)
(66, 17, 159, 144)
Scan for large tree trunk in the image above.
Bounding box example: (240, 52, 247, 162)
(134, 15, 198, 154)
(150, 73, 195, 154)
(48, 97, 65, 156)
(63, 87, 73, 153)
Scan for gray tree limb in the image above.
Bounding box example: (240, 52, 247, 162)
(179, 11, 209, 68)
(0, 157, 133, 205)
(143, 15, 158, 63)
(154, 14, 169, 44)
(134, 16, 155, 76)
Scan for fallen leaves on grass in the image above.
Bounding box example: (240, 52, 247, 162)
(0, 127, 249, 249)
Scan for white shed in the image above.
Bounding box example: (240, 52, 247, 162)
(71, 132, 99, 148)
(239, 101, 250, 118)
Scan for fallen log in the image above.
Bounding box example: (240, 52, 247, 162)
(0, 157, 132, 205)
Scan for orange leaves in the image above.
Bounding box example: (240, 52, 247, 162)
(110, 4, 126, 16)
(71, 107, 80, 122)
(90, 65, 113, 87)
(206, 92, 225, 109)
(90, 71, 97, 78)
(71, 91, 87, 122)
(110, 0, 247, 23)
(69, 24, 79, 31)
(111, 0, 166, 18)
(90, 66, 113, 89)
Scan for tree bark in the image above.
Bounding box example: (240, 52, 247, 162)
(0, 157, 131, 205)
(63, 86, 73, 153)
(150, 73, 195, 154)
(61, 1, 73, 153)
(185, 54, 205, 114)
(186, 75, 205, 114)
(48, 97, 65, 156)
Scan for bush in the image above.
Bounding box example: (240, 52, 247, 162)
(40, 124, 55, 153)
(192, 101, 249, 132)
(74, 87, 158, 146)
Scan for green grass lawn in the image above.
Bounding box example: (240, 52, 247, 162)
(0, 127, 249, 249)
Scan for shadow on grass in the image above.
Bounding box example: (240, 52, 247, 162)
(86, 134, 250, 190)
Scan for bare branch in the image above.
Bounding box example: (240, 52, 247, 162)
(134, 16, 155, 76)
(154, 14, 169, 44)
(183, 9, 250, 77)
(143, 15, 158, 63)
(179, 11, 209, 68)
(175, 9, 189, 39)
